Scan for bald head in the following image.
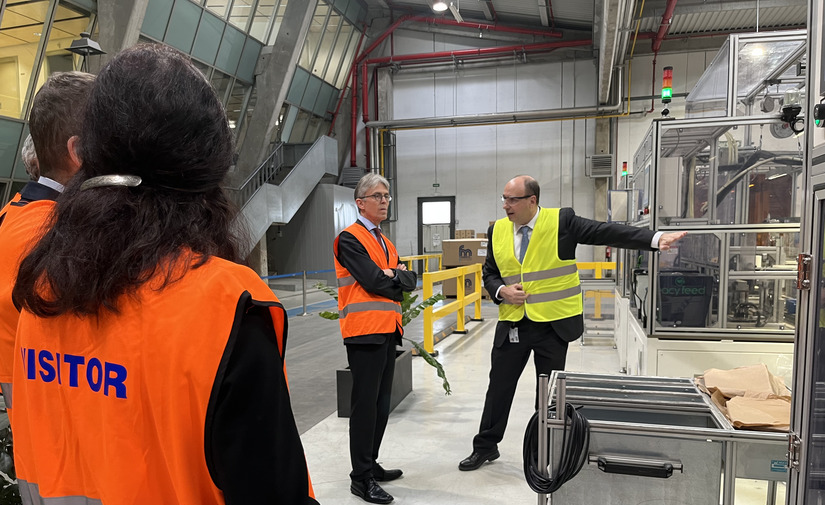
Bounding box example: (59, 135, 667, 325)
(502, 175, 540, 226)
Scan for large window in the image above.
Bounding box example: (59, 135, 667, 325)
(297, 1, 359, 88)
(284, 0, 362, 146)
(0, 0, 94, 120)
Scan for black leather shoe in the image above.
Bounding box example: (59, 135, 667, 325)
(458, 449, 500, 471)
(350, 478, 394, 504)
(373, 464, 403, 482)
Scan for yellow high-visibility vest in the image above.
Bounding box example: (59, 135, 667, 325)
(493, 207, 582, 322)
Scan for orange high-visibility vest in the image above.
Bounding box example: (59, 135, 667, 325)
(13, 257, 315, 504)
(0, 194, 55, 395)
(333, 223, 402, 338)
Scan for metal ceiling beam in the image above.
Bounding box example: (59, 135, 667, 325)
(480, 0, 495, 21)
(597, 0, 633, 104)
(643, 0, 804, 15)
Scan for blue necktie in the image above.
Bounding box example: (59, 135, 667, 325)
(519, 226, 530, 263)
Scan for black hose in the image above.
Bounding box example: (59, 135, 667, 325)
(522, 402, 590, 495)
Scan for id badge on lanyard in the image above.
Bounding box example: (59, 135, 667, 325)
(508, 325, 519, 343)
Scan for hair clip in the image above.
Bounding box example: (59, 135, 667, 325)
(80, 175, 142, 191)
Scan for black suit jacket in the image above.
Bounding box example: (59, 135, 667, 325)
(483, 207, 657, 345)
(335, 220, 417, 344)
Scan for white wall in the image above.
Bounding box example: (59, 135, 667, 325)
(268, 184, 356, 282)
(383, 29, 599, 260)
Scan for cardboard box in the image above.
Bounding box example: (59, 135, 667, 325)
(442, 239, 488, 266)
(442, 273, 489, 298)
(455, 229, 475, 239)
(476, 232, 487, 239)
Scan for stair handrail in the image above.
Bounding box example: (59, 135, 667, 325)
(228, 141, 285, 209)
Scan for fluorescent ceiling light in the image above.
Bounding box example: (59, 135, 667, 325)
(432, 0, 448, 11)
(448, 2, 464, 23)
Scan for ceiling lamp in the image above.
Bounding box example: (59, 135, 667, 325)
(448, 1, 464, 23)
(432, 0, 448, 11)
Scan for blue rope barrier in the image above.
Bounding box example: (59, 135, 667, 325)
(261, 268, 334, 280)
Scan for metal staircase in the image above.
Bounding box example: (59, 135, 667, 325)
(227, 136, 339, 253)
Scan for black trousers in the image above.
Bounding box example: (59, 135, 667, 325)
(346, 336, 397, 481)
(472, 318, 569, 452)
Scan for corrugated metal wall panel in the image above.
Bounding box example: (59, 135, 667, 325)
(639, 6, 806, 34)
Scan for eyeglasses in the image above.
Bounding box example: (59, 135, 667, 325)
(359, 193, 392, 202)
(501, 194, 534, 205)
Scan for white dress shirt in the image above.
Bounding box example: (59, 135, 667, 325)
(37, 176, 65, 193)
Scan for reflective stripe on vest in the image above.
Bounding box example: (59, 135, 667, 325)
(337, 275, 356, 287)
(19, 480, 102, 505)
(526, 284, 582, 304)
(340, 301, 402, 319)
(333, 223, 402, 338)
(501, 264, 579, 285)
(493, 208, 582, 322)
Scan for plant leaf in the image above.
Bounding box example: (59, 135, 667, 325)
(314, 282, 338, 302)
(402, 336, 451, 395)
(318, 311, 340, 320)
(316, 284, 451, 394)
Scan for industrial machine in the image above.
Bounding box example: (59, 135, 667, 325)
(612, 31, 806, 380)
(527, 372, 788, 505)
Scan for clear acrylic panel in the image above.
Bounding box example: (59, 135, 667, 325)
(658, 120, 803, 226)
(737, 39, 805, 116)
(803, 201, 825, 500)
(685, 39, 730, 118)
(653, 230, 798, 333)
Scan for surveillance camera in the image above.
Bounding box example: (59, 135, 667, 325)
(780, 104, 803, 134)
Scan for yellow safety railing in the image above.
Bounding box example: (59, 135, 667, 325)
(577, 262, 616, 319)
(399, 254, 442, 273)
(576, 261, 616, 280)
(422, 263, 482, 354)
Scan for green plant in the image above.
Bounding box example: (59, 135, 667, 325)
(315, 282, 451, 395)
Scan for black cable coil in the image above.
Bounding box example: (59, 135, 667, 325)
(523, 402, 591, 494)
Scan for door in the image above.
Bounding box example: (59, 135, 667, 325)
(418, 197, 454, 270)
(788, 187, 825, 503)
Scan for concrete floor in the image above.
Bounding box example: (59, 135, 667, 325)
(274, 285, 786, 505)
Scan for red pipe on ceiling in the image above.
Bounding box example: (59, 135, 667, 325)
(365, 39, 591, 66)
(651, 0, 678, 54)
(350, 69, 359, 167)
(361, 60, 370, 169)
(342, 15, 570, 167)
(408, 15, 562, 39)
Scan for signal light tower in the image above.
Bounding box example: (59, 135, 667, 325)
(661, 66, 673, 117)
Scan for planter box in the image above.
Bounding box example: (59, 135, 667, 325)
(336, 348, 412, 418)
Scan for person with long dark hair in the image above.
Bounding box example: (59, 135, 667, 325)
(12, 44, 318, 505)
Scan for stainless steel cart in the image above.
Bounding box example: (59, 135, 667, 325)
(534, 371, 789, 505)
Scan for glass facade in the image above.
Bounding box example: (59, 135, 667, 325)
(282, 0, 363, 144)
(0, 0, 95, 203)
(0, 0, 367, 203)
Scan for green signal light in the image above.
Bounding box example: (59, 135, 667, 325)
(662, 87, 673, 100)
